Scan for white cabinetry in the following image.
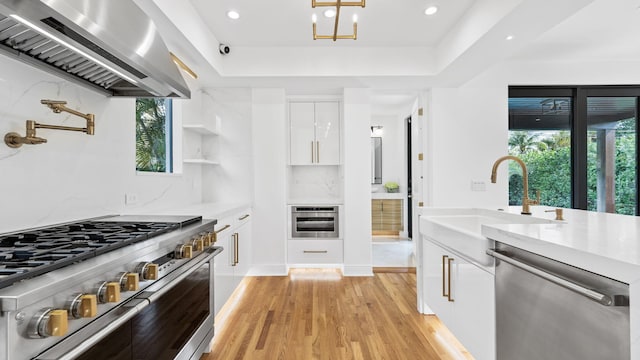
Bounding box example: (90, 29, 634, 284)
(287, 239, 343, 265)
(289, 101, 340, 165)
(213, 208, 252, 316)
(422, 238, 495, 360)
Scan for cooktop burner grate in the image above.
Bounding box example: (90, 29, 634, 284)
(0, 221, 180, 290)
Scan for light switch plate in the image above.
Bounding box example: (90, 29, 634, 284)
(471, 181, 486, 192)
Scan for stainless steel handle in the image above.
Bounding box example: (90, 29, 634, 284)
(303, 250, 328, 254)
(486, 249, 613, 306)
(447, 257, 455, 302)
(316, 141, 320, 163)
(311, 141, 315, 163)
(214, 224, 231, 234)
(43, 301, 145, 360)
(442, 255, 448, 297)
(141, 248, 219, 303)
(239, 214, 250, 221)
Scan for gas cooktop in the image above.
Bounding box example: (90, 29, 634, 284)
(0, 215, 202, 290)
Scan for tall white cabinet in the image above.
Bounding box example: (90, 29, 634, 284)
(289, 101, 341, 165)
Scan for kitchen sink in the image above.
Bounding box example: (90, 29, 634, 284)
(420, 208, 555, 266)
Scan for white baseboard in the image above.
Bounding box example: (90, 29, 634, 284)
(247, 264, 288, 276)
(343, 265, 374, 277)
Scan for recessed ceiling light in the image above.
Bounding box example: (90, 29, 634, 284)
(226, 10, 240, 20)
(324, 9, 336, 18)
(506, 35, 514, 40)
(424, 6, 438, 15)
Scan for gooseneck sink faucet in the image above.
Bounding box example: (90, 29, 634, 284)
(491, 155, 540, 215)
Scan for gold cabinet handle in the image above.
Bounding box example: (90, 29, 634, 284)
(442, 255, 448, 297)
(232, 233, 239, 266)
(303, 250, 328, 254)
(311, 141, 315, 163)
(447, 257, 455, 302)
(214, 224, 231, 234)
(239, 214, 250, 221)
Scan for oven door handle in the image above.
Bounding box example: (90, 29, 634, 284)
(139, 247, 220, 303)
(34, 247, 223, 360)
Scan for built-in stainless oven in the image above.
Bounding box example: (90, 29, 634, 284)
(291, 206, 339, 238)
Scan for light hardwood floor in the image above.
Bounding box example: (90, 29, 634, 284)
(203, 269, 472, 360)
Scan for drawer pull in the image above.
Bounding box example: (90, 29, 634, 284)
(214, 224, 231, 234)
(303, 250, 328, 254)
(239, 214, 250, 221)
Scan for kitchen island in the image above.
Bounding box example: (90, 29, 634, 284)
(419, 205, 640, 360)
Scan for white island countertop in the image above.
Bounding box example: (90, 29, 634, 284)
(482, 206, 640, 284)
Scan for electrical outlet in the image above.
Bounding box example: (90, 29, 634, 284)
(471, 181, 486, 192)
(125, 193, 138, 205)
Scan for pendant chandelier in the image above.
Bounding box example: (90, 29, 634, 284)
(311, 0, 365, 41)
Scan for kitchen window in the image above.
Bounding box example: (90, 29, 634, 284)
(135, 98, 173, 173)
(509, 87, 639, 216)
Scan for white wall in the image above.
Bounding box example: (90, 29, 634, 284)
(343, 88, 373, 276)
(0, 56, 203, 233)
(425, 83, 509, 208)
(200, 88, 254, 204)
(250, 89, 288, 275)
(423, 56, 640, 210)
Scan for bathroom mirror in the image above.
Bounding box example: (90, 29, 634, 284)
(371, 137, 382, 184)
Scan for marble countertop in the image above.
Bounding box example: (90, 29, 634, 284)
(371, 192, 405, 199)
(482, 206, 640, 284)
(125, 202, 251, 221)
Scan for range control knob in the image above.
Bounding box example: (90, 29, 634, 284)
(96, 281, 121, 303)
(68, 294, 98, 319)
(174, 244, 193, 259)
(117, 272, 140, 292)
(28, 308, 69, 338)
(135, 262, 159, 281)
(189, 237, 204, 252)
(201, 232, 213, 247)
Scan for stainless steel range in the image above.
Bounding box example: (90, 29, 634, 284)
(0, 214, 221, 360)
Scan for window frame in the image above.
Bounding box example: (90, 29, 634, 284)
(135, 98, 174, 174)
(509, 86, 640, 215)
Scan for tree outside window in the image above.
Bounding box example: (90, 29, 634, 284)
(136, 98, 173, 173)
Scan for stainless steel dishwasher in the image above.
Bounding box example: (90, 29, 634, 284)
(487, 243, 630, 360)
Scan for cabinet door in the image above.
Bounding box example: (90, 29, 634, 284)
(449, 255, 495, 360)
(213, 221, 236, 316)
(315, 102, 341, 165)
(233, 217, 252, 279)
(423, 237, 496, 360)
(381, 199, 403, 231)
(371, 200, 383, 231)
(289, 102, 316, 165)
(422, 238, 452, 322)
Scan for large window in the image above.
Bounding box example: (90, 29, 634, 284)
(508, 97, 572, 208)
(135, 98, 173, 173)
(509, 87, 639, 216)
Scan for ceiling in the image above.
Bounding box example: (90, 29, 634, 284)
(189, 0, 476, 47)
(141, 0, 640, 115)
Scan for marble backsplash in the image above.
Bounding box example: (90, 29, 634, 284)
(288, 165, 342, 202)
(0, 55, 202, 233)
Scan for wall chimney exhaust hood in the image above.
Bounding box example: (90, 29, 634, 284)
(0, 0, 190, 98)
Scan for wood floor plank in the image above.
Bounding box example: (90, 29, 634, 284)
(204, 270, 472, 360)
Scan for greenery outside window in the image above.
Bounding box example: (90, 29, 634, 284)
(509, 87, 639, 216)
(136, 98, 173, 173)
